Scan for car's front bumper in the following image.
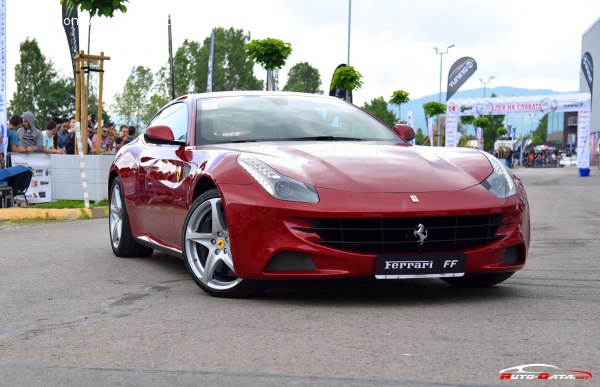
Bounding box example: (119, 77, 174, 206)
(221, 182, 530, 280)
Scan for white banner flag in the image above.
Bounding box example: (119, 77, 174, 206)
(427, 118, 434, 146)
(445, 114, 458, 147)
(207, 28, 215, 93)
(577, 109, 591, 169)
(477, 127, 483, 150)
(0, 0, 6, 157)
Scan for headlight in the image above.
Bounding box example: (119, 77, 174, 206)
(237, 154, 319, 203)
(480, 151, 516, 198)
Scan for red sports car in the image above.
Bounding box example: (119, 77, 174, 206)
(108, 92, 530, 298)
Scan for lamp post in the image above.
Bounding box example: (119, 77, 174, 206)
(480, 76, 495, 98)
(434, 44, 455, 103)
(433, 44, 454, 145)
(347, 0, 351, 65)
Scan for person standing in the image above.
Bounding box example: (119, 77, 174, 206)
(17, 112, 43, 153)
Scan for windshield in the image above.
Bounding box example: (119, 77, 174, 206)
(195, 94, 400, 145)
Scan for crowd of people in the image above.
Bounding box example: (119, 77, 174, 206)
(522, 149, 573, 168)
(0, 111, 137, 167)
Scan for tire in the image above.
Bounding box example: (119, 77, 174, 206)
(182, 189, 263, 298)
(109, 177, 154, 257)
(441, 272, 515, 287)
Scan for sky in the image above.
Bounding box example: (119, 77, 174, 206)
(5, 0, 600, 115)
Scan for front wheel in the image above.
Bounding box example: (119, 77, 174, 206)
(441, 272, 515, 287)
(182, 189, 263, 298)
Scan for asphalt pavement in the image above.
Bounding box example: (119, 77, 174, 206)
(0, 166, 598, 386)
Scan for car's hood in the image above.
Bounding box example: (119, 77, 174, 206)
(215, 141, 493, 193)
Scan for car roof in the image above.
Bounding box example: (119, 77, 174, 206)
(185, 91, 336, 101)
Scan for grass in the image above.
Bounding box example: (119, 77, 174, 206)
(33, 199, 108, 209)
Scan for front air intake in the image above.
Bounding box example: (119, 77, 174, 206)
(264, 252, 317, 272)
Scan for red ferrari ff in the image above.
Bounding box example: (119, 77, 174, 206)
(108, 92, 530, 298)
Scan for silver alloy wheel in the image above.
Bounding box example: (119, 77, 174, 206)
(109, 183, 123, 250)
(184, 198, 241, 291)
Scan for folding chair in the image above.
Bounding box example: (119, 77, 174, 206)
(7, 169, 33, 206)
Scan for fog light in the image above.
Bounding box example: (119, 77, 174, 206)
(501, 246, 520, 265)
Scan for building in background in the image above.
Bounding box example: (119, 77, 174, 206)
(581, 17, 599, 164)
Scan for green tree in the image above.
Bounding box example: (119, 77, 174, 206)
(246, 38, 292, 90)
(173, 28, 263, 95)
(422, 101, 446, 146)
(460, 115, 475, 137)
(415, 127, 425, 144)
(148, 66, 171, 114)
(473, 116, 497, 151)
(422, 101, 446, 117)
(480, 93, 506, 151)
(362, 97, 397, 127)
(87, 82, 110, 124)
(282, 62, 322, 93)
(497, 127, 508, 137)
(61, 0, 128, 17)
(9, 38, 75, 125)
(532, 113, 548, 143)
(113, 66, 155, 127)
(245, 38, 292, 70)
(331, 66, 363, 93)
(390, 90, 410, 121)
(173, 39, 201, 96)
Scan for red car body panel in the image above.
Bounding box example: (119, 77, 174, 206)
(109, 92, 530, 281)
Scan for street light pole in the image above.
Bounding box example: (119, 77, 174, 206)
(479, 76, 495, 98)
(433, 44, 454, 146)
(347, 0, 351, 65)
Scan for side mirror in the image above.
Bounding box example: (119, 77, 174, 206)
(144, 125, 186, 146)
(393, 124, 415, 142)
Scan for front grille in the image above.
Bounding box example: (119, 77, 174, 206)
(300, 215, 509, 254)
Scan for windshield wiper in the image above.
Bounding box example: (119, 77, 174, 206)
(284, 136, 365, 141)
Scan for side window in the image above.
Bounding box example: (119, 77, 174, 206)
(151, 103, 189, 142)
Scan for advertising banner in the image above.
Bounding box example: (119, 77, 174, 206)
(0, 0, 6, 158)
(444, 113, 459, 147)
(581, 52, 593, 98)
(477, 127, 483, 150)
(10, 154, 52, 203)
(447, 57, 477, 101)
(447, 93, 591, 116)
(577, 109, 591, 169)
(207, 27, 214, 93)
(61, 3, 79, 82)
(427, 117, 434, 146)
(406, 110, 413, 127)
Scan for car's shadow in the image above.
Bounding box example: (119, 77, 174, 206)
(144, 252, 518, 306)
(257, 278, 518, 306)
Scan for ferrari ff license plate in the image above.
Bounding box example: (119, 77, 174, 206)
(375, 253, 466, 279)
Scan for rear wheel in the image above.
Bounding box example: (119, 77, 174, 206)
(441, 272, 515, 287)
(109, 177, 153, 257)
(182, 189, 263, 298)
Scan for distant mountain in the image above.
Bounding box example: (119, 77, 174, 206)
(393, 87, 577, 137)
